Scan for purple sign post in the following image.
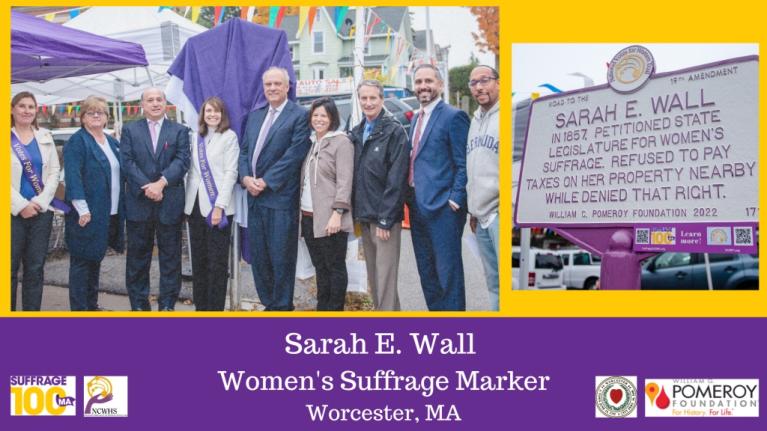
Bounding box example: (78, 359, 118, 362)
(514, 47, 759, 289)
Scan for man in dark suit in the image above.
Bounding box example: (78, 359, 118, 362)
(238, 67, 311, 311)
(121, 87, 190, 311)
(407, 64, 470, 311)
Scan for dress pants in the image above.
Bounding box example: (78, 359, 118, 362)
(125, 219, 182, 311)
(301, 215, 348, 311)
(11, 211, 53, 311)
(360, 222, 402, 311)
(248, 204, 299, 311)
(407, 189, 467, 311)
(188, 199, 232, 311)
(68, 255, 101, 311)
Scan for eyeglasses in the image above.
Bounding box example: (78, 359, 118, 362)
(85, 111, 106, 117)
(468, 77, 498, 88)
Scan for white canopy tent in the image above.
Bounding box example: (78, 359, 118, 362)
(12, 7, 206, 113)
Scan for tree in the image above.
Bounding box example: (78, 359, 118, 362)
(449, 59, 480, 113)
(468, 7, 499, 68)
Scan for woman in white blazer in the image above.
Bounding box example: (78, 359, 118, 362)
(184, 96, 239, 311)
(10, 92, 61, 311)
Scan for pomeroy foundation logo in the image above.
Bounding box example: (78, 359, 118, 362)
(607, 45, 655, 93)
(645, 379, 759, 417)
(83, 376, 129, 417)
(10, 375, 77, 416)
(595, 376, 638, 418)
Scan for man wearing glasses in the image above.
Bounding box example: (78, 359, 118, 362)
(467, 65, 500, 310)
(120, 87, 190, 311)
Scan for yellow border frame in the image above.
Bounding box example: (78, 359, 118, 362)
(3, 1, 505, 318)
(3, 1, 765, 318)
(506, 1, 766, 317)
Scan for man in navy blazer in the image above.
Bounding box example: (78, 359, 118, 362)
(238, 67, 311, 311)
(121, 88, 190, 311)
(407, 64, 470, 311)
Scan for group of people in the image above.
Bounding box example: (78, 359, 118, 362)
(10, 64, 500, 312)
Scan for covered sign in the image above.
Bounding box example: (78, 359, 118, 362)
(515, 53, 758, 254)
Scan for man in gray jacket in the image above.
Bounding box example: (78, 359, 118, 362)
(467, 65, 500, 310)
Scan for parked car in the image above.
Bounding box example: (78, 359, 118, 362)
(301, 96, 413, 133)
(512, 246, 565, 290)
(554, 248, 601, 290)
(641, 252, 758, 290)
(383, 97, 414, 134)
(399, 96, 420, 110)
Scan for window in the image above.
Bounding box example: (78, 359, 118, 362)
(573, 253, 591, 266)
(313, 31, 324, 54)
(654, 253, 692, 270)
(312, 66, 325, 80)
(706, 253, 736, 263)
(535, 253, 563, 270)
(561, 255, 569, 265)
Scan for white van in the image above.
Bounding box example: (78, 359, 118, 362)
(512, 247, 565, 290)
(554, 249, 601, 290)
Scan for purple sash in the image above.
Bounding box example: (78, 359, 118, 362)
(197, 135, 228, 229)
(11, 131, 70, 214)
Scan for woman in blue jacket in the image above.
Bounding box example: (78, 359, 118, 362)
(64, 96, 124, 311)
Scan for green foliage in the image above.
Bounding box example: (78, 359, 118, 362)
(448, 58, 480, 113)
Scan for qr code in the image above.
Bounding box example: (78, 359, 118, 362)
(635, 229, 650, 245)
(734, 227, 754, 246)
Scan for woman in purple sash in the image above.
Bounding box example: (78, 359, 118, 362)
(300, 97, 354, 311)
(63, 96, 124, 311)
(184, 97, 239, 311)
(10, 92, 61, 311)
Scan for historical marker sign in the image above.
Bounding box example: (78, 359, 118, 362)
(514, 53, 758, 253)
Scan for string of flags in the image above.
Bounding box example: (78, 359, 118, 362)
(32, 6, 435, 86)
(36, 104, 176, 117)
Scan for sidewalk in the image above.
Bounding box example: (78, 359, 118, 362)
(40, 252, 319, 312)
(37, 228, 491, 312)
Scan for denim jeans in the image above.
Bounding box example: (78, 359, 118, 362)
(476, 215, 499, 311)
(11, 211, 53, 311)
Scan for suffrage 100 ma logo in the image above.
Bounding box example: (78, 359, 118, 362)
(10, 375, 77, 416)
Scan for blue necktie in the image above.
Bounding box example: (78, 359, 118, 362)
(363, 122, 373, 142)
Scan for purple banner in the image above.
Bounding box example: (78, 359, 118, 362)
(2, 318, 765, 429)
(634, 223, 758, 253)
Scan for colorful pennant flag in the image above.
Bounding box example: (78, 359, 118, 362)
(191, 7, 201, 23)
(307, 7, 318, 34)
(334, 6, 349, 32)
(296, 7, 309, 37)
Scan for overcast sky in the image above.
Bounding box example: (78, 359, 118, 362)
(411, 7, 496, 68)
(512, 43, 758, 102)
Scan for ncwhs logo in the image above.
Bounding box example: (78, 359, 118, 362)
(83, 376, 129, 417)
(645, 379, 759, 417)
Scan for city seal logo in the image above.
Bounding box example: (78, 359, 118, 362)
(607, 45, 655, 93)
(595, 376, 638, 418)
(83, 375, 129, 417)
